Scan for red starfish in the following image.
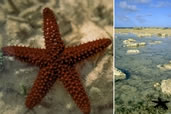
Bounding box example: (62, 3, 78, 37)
(2, 8, 111, 114)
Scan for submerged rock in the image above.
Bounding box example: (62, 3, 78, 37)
(114, 68, 126, 81)
(153, 82, 161, 91)
(157, 33, 168, 38)
(80, 21, 110, 43)
(127, 49, 140, 54)
(0, 9, 6, 24)
(161, 79, 171, 95)
(149, 41, 162, 45)
(0, 91, 23, 114)
(137, 33, 152, 38)
(157, 61, 171, 70)
(123, 38, 136, 44)
(123, 39, 146, 48)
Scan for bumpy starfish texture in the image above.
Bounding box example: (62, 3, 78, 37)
(2, 8, 111, 114)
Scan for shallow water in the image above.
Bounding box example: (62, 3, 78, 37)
(115, 33, 171, 113)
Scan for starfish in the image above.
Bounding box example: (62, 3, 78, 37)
(2, 8, 111, 114)
(152, 97, 169, 110)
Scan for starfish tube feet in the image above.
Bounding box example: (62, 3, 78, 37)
(43, 8, 64, 56)
(61, 38, 112, 65)
(26, 65, 59, 108)
(2, 46, 47, 67)
(58, 65, 90, 114)
(25, 65, 57, 109)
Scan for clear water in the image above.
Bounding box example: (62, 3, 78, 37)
(115, 33, 171, 113)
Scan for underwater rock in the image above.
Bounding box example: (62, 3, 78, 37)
(138, 42, 146, 46)
(0, 8, 6, 24)
(127, 49, 140, 54)
(5, 19, 33, 46)
(157, 61, 171, 70)
(114, 68, 126, 81)
(5, 19, 19, 40)
(123, 38, 136, 44)
(89, 87, 103, 102)
(27, 35, 45, 48)
(149, 41, 162, 45)
(18, 23, 32, 35)
(157, 33, 168, 38)
(123, 38, 146, 48)
(92, 3, 113, 26)
(15, 67, 35, 76)
(153, 82, 161, 91)
(161, 79, 171, 95)
(126, 43, 139, 47)
(56, 14, 72, 36)
(18, 4, 42, 18)
(85, 55, 113, 86)
(126, 42, 146, 47)
(137, 33, 152, 38)
(80, 21, 111, 43)
(0, 91, 23, 114)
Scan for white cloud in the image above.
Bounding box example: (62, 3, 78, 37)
(119, 1, 137, 11)
(146, 14, 152, 16)
(124, 0, 151, 4)
(136, 15, 146, 23)
(133, 0, 151, 3)
(135, 14, 152, 23)
(151, 1, 171, 8)
(118, 15, 130, 22)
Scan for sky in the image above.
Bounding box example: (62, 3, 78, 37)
(115, 0, 171, 27)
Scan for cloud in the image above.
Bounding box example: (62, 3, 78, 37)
(128, 0, 151, 4)
(118, 15, 131, 22)
(146, 14, 152, 16)
(151, 1, 171, 8)
(116, 15, 135, 27)
(136, 15, 146, 23)
(119, 1, 137, 11)
(135, 14, 152, 23)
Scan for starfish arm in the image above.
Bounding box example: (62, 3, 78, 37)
(163, 101, 170, 103)
(58, 65, 90, 114)
(2, 46, 47, 67)
(158, 97, 162, 102)
(162, 104, 168, 110)
(43, 8, 64, 55)
(154, 104, 159, 108)
(152, 100, 159, 103)
(61, 38, 112, 65)
(25, 65, 59, 109)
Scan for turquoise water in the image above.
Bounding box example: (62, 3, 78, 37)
(115, 33, 171, 113)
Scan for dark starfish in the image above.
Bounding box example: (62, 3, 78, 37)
(152, 97, 169, 110)
(2, 8, 111, 114)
